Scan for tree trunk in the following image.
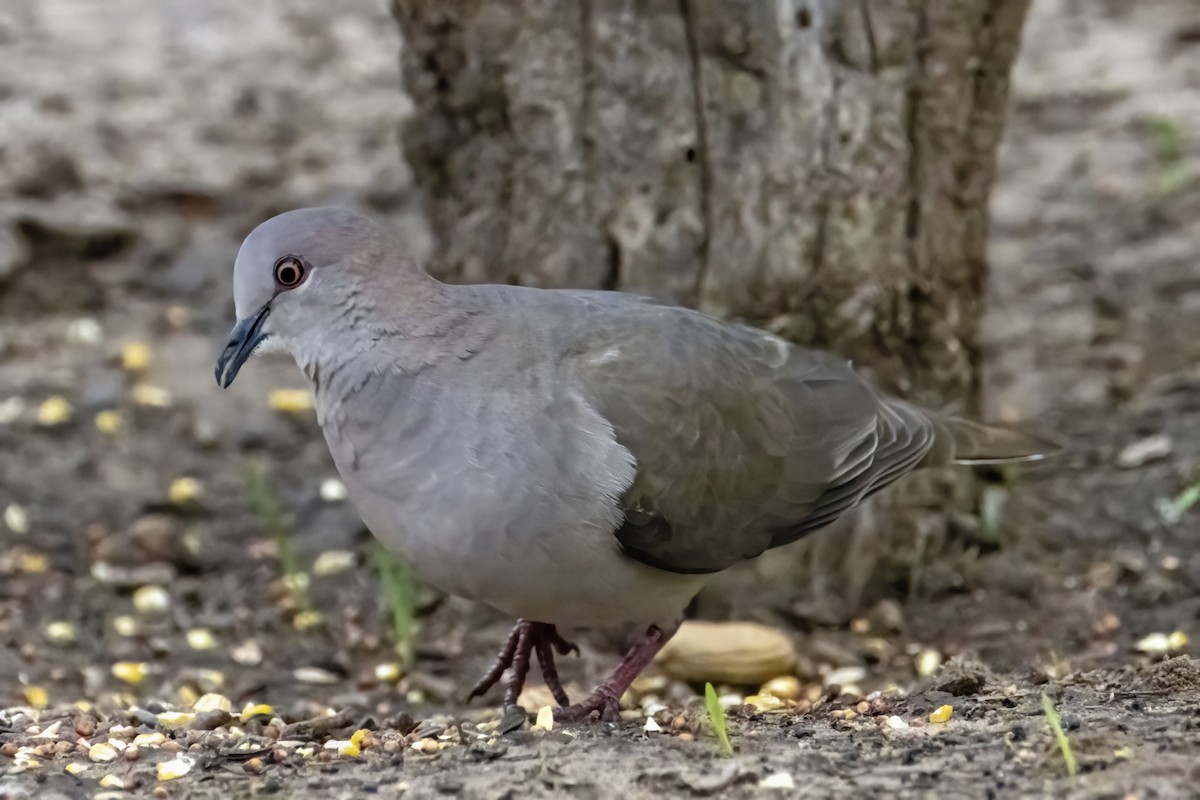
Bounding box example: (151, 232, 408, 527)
(393, 0, 1030, 620)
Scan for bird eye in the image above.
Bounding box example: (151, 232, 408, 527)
(273, 257, 305, 288)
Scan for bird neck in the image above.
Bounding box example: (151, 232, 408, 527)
(288, 273, 488, 400)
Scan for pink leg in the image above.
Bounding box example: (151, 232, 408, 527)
(467, 619, 580, 708)
(554, 621, 681, 723)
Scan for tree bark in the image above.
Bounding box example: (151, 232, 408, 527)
(393, 0, 1030, 620)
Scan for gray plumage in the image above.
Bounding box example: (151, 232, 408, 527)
(217, 207, 1044, 630)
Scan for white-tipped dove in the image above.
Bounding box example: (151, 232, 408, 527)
(216, 207, 1048, 722)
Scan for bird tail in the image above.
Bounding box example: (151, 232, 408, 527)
(931, 414, 1058, 466)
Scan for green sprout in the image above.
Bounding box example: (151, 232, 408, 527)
(1041, 691, 1077, 779)
(371, 542, 417, 670)
(242, 461, 313, 619)
(704, 682, 733, 757)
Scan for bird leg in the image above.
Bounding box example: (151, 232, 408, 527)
(554, 621, 680, 723)
(467, 619, 580, 709)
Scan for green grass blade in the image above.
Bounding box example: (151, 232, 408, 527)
(704, 682, 733, 757)
(1041, 691, 1077, 779)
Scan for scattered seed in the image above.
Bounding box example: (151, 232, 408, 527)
(1116, 434, 1172, 469)
(23, 685, 49, 710)
(374, 662, 402, 683)
(133, 732, 166, 748)
(169, 477, 204, 506)
(533, 706, 554, 732)
(157, 712, 195, 730)
(759, 676, 802, 701)
(132, 385, 172, 407)
(0, 397, 25, 425)
(240, 703, 274, 722)
(243, 757, 266, 774)
(292, 610, 323, 631)
(89, 743, 119, 763)
(885, 715, 909, 731)
(93, 409, 123, 435)
(823, 666, 867, 689)
(157, 755, 194, 781)
(112, 616, 138, 637)
(17, 551, 49, 573)
(1136, 631, 1188, 654)
(312, 550, 356, 576)
(37, 396, 72, 426)
(64, 762, 86, 776)
(111, 662, 147, 685)
(759, 773, 795, 790)
(269, 388, 314, 414)
(319, 478, 349, 502)
(743, 694, 786, 712)
(293, 666, 339, 685)
(644, 717, 663, 733)
(67, 317, 104, 344)
(4, 503, 29, 534)
(410, 739, 439, 755)
(132, 585, 171, 614)
(916, 649, 943, 677)
(929, 705, 954, 724)
(121, 342, 152, 372)
(193, 693, 232, 713)
(231, 639, 263, 666)
(185, 627, 217, 651)
(99, 775, 126, 790)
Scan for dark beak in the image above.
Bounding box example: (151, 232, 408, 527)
(215, 305, 270, 388)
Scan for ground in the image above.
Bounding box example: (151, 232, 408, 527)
(2, 0, 1200, 797)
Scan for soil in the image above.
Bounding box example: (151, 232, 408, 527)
(3, 0, 1200, 797)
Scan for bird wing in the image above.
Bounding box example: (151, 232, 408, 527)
(562, 296, 939, 574)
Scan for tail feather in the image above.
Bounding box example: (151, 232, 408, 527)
(933, 415, 1058, 466)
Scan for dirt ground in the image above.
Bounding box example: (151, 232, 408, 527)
(2, 0, 1200, 797)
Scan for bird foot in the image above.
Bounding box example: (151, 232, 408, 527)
(467, 620, 579, 708)
(553, 622, 679, 724)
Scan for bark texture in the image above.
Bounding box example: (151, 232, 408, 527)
(393, 0, 1030, 619)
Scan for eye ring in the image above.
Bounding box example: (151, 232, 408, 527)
(273, 256, 306, 288)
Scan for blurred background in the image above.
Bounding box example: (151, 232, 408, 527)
(1, 0, 1199, 789)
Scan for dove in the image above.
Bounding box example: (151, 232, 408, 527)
(216, 207, 1048, 721)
